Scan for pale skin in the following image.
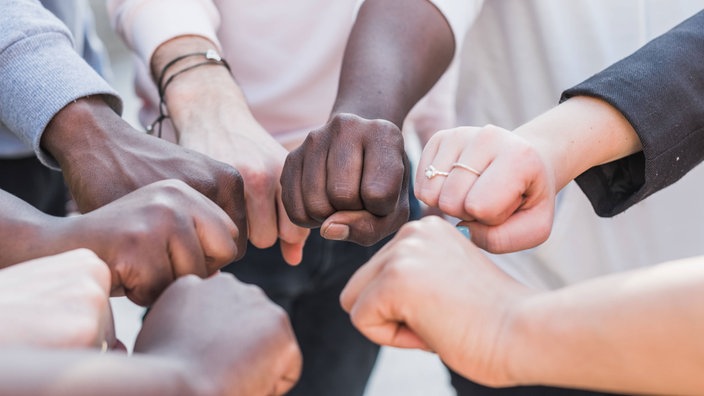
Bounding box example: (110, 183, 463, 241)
(0, 249, 115, 350)
(0, 271, 302, 396)
(415, 96, 642, 253)
(150, 35, 309, 265)
(341, 216, 704, 395)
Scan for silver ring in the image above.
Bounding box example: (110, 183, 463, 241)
(424, 165, 450, 179)
(451, 162, 481, 177)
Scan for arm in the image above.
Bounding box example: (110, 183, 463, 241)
(0, 179, 239, 306)
(415, 10, 704, 253)
(342, 216, 704, 395)
(414, 96, 640, 253)
(280, 0, 457, 245)
(1, 2, 248, 259)
(0, 273, 301, 396)
(562, 10, 704, 216)
(108, 0, 309, 265)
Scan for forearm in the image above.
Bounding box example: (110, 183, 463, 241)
(0, 349, 197, 396)
(514, 96, 642, 192)
(561, 10, 704, 216)
(149, 36, 258, 143)
(506, 257, 704, 394)
(331, 0, 455, 127)
(0, 190, 63, 268)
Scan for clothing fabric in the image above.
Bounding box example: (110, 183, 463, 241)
(563, 10, 704, 217)
(108, 1, 472, 394)
(0, 156, 66, 216)
(0, 0, 120, 166)
(456, 0, 704, 291)
(226, 235, 389, 396)
(451, 1, 704, 394)
(108, 0, 477, 148)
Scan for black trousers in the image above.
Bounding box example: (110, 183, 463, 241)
(0, 156, 67, 216)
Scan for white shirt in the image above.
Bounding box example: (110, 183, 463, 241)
(455, 0, 704, 289)
(108, 0, 477, 148)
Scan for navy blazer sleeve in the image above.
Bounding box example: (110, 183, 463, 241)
(561, 10, 704, 217)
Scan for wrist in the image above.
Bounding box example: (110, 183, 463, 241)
(503, 292, 562, 387)
(515, 96, 642, 191)
(41, 96, 120, 168)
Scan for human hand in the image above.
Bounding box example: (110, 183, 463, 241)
(281, 113, 410, 246)
(415, 125, 556, 253)
(135, 273, 301, 396)
(341, 216, 534, 387)
(49, 179, 239, 306)
(0, 249, 116, 350)
(147, 35, 308, 265)
(41, 97, 248, 260)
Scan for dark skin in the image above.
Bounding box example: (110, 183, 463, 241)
(40, 96, 248, 260)
(0, 180, 238, 306)
(0, 273, 302, 396)
(280, 0, 455, 246)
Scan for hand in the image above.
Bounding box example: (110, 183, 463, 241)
(135, 273, 302, 396)
(281, 113, 410, 246)
(41, 97, 248, 260)
(49, 179, 239, 306)
(415, 125, 556, 253)
(0, 249, 116, 350)
(151, 35, 309, 265)
(340, 216, 535, 386)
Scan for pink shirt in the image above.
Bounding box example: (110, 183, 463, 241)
(108, 0, 477, 147)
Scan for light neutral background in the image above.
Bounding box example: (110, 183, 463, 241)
(87, 1, 455, 394)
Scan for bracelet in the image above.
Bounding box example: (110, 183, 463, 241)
(147, 49, 231, 137)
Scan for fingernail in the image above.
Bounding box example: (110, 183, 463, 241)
(322, 223, 350, 241)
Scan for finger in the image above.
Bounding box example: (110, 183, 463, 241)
(463, 201, 554, 253)
(215, 168, 248, 260)
(280, 149, 316, 227)
(340, 237, 399, 313)
(321, 206, 408, 246)
(271, 329, 302, 396)
(348, 273, 431, 350)
(438, 151, 489, 220)
(414, 131, 462, 208)
(326, 125, 364, 211)
(244, 180, 279, 250)
(300, 132, 335, 222)
(464, 154, 538, 226)
(168, 218, 209, 278)
(280, 147, 321, 227)
(414, 130, 441, 192)
(276, 191, 309, 265)
(124, 248, 175, 306)
(360, 133, 405, 216)
(190, 193, 240, 272)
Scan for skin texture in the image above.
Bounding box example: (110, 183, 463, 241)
(342, 216, 704, 395)
(280, 0, 455, 245)
(0, 273, 301, 396)
(415, 96, 642, 253)
(0, 180, 238, 306)
(40, 96, 248, 261)
(0, 249, 114, 349)
(149, 35, 309, 265)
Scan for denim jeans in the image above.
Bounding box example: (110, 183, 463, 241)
(223, 233, 388, 396)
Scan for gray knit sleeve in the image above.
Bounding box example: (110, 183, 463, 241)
(0, 0, 122, 168)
